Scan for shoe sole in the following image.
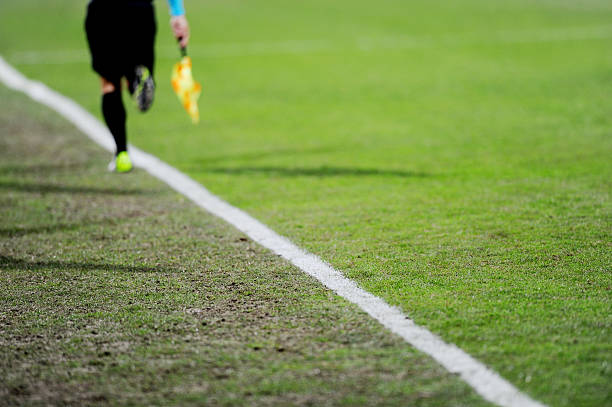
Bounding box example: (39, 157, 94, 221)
(134, 66, 155, 113)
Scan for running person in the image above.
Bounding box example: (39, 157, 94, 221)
(85, 0, 190, 172)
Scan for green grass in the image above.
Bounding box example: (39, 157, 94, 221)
(1, 0, 612, 405)
(0, 86, 489, 406)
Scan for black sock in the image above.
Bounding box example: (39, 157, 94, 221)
(102, 90, 127, 155)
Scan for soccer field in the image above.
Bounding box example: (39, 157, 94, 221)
(1, 0, 611, 406)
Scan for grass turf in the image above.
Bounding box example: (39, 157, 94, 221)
(0, 86, 492, 405)
(1, 0, 611, 405)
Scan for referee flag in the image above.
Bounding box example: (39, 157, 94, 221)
(171, 55, 201, 124)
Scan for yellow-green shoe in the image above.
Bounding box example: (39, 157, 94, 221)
(108, 151, 133, 173)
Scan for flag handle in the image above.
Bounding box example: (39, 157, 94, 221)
(178, 37, 187, 57)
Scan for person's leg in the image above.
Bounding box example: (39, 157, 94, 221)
(126, 0, 157, 112)
(85, 0, 132, 172)
(101, 77, 132, 172)
(100, 77, 127, 155)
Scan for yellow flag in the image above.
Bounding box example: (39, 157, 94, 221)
(171, 56, 201, 124)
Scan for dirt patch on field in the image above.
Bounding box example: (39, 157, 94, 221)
(0, 86, 489, 406)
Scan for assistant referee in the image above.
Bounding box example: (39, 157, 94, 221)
(85, 0, 190, 172)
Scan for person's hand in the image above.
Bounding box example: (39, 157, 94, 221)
(171, 15, 190, 48)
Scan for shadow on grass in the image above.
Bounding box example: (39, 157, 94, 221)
(199, 166, 429, 178)
(0, 214, 148, 238)
(0, 255, 174, 274)
(0, 162, 92, 175)
(0, 223, 94, 238)
(0, 181, 153, 195)
(188, 145, 344, 166)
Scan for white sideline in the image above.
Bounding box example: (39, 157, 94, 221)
(0, 56, 546, 407)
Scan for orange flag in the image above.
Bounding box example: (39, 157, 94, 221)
(171, 56, 201, 124)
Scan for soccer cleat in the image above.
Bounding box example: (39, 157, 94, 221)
(108, 151, 133, 173)
(132, 65, 155, 112)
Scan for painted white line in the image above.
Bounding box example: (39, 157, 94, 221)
(357, 24, 612, 50)
(7, 25, 612, 64)
(0, 55, 546, 407)
(5, 49, 89, 65)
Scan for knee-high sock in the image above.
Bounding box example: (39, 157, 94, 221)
(102, 90, 127, 155)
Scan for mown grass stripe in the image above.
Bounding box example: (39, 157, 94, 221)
(6, 24, 612, 64)
(0, 55, 546, 407)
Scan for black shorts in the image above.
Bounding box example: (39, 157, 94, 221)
(85, 0, 157, 84)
